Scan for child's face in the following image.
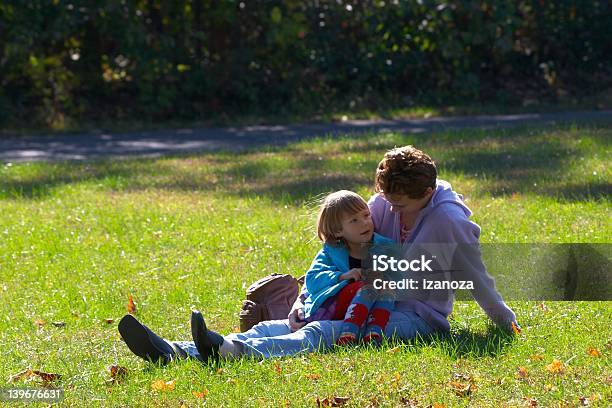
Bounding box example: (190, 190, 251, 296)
(336, 208, 374, 244)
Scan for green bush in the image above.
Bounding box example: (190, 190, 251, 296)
(1, 0, 610, 127)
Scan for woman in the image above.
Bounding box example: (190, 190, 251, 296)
(118, 145, 519, 363)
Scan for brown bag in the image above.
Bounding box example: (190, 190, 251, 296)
(239, 273, 303, 332)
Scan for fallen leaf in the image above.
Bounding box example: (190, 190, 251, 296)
(511, 322, 521, 334)
(529, 354, 544, 361)
(399, 397, 419, 407)
(10, 369, 61, 386)
(578, 396, 590, 406)
(316, 396, 350, 407)
(127, 295, 136, 314)
(545, 359, 565, 374)
(216, 368, 223, 375)
(305, 373, 321, 380)
(52, 321, 66, 328)
(273, 361, 282, 375)
(37, 371, 61, 385)
(387, 346, 401, 353)
(104, 318, 115, 324)
(539, 302, 548, 312)
(449, 380, 474, 397)
(192, 388, 209, 399)
(585, 393, 600, 404)
(586, 347, 602, 357)
(431, 404, 446, 408)
(34, 319, 45, 328)
(105, 365, 128, 385)
(452, 373, 471, 381)
(517, 366, 529, 379)
(522, 396, 538, 407)
(10, 369, 33, 382)
(151, 379, 175, 392)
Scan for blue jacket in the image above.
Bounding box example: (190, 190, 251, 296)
(303, 233, 395, 318)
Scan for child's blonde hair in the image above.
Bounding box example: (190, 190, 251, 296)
(317, 190, 368, 245)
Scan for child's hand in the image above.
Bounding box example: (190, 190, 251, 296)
(340, 268, 362, 282)
(288, 297, 306, 332)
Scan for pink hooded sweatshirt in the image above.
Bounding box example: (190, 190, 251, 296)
(368, 179, 517, 332)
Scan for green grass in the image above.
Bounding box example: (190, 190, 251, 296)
(0, 124, 610, 406)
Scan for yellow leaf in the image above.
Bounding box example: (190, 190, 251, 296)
(305, 373, 321, 380)
(192, 388, 208, 399)
(586, 347, 602, 357)
(151, 379, 176, 392)
(522, 396, 538, 407)
(517, 366, 528, 379)
(127, 295, 136, 314)
(511, 321, 521, 334)
(529, 354, 544, 361)
(449, 380, 474, 397)
(387, 346, 401, 353)
(545, 359, 565, 374)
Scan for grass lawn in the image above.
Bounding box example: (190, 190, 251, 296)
(0, 123, 610, 407)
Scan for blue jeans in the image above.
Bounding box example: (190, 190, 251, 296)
(175, 311, 435, 359)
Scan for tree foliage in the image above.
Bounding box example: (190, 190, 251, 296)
(1, 0, 610, 127)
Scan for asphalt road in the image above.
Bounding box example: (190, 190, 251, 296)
(1, 110, 611, 162)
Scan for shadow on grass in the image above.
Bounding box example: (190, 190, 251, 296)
(403, 326, 517, 359)
(1, 124, 609, 203)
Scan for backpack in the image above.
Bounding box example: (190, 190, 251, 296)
(239, 273, 304, 332)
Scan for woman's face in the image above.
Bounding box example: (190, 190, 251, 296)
(383, 188, 434, 215)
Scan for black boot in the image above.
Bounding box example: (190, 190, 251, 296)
(118, 314, 186, 364)
(190, 310, 224, 363)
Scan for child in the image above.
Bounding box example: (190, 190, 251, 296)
(302, 190, 395, 345)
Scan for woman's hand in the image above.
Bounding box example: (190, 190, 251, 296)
(288, 297, 306, 332)
(340, 268, 362, 282)
(510, 321, 522, 334)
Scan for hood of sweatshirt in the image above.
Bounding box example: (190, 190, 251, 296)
(424, 179, 472, 217)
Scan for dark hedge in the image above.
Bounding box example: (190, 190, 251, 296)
(1, 0, 610, 127)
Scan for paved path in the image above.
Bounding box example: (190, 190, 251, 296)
(1, 110, 610, 162)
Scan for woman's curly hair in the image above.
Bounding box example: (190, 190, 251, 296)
(375, 146, 437, 198)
